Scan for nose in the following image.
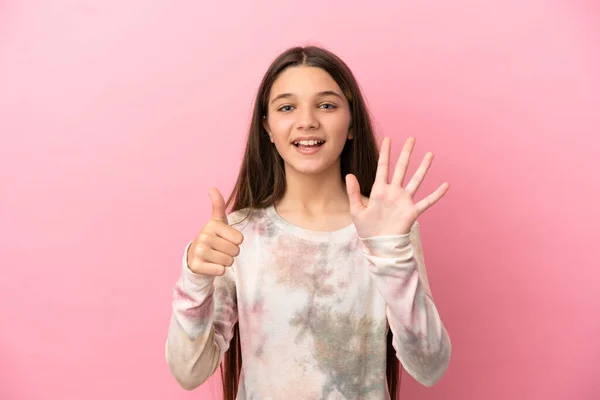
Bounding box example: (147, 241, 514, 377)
(296, 107, 319, 131)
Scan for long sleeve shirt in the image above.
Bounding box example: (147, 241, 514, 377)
(165, 206, 451, 399)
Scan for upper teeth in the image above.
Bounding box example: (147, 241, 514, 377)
(295, 140, 324, 146)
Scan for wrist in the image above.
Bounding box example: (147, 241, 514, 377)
(359, 234, 412, 258)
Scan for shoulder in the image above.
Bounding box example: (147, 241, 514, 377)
(226, 207, 272, 234)
(226, 208, 251, 226)
(226, 208, 253, 230)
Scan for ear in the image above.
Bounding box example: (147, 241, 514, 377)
(262, 116, 274, 143)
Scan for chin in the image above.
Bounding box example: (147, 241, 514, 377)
(285, 159, 338, 176)
(294, 166, 327, 175)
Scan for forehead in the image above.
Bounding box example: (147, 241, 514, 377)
(269, 66, 342, 98)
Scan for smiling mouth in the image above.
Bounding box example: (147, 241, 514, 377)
(292, 140, 325, 148)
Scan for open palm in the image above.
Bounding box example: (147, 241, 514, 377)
(346, 137, 449, 238)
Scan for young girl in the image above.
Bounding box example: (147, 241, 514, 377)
(165, 45, 451, 399)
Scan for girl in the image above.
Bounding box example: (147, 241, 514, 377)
(165, 45, 451, 400)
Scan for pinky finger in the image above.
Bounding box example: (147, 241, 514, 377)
(201, 263, 227, 276)
(188, 260, 227, 276)
(204, 263, 227, 276)
(415, 182, 450, 214)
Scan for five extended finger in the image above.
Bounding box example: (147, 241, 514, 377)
(375, 137, 391, 184)
(416, 182, 450, 213)
(391, 137, 415, 186)
(405, 152, 434, 194)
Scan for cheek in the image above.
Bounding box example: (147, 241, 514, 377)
(267, 116, 293, 141)
(326, 114, 352, 140)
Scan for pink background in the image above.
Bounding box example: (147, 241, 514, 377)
(1, 1, 599, 399)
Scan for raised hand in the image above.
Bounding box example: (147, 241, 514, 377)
(186, 187, 244, 276)
(345, 137, 449, 238)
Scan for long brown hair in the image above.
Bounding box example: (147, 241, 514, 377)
(222, 45, 402, 399)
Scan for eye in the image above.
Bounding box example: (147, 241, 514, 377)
(319, 103, 337, 110)
(277, 105, 294, 112)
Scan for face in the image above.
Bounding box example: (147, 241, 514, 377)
(263, 66, 352, 176)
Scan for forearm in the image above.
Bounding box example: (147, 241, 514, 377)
(384, 267, 450, 387)
(166, 313, 222, 390)
(165, 243, 236, 390)
(361, 231, 451, 387)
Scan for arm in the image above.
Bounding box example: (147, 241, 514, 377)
(360, 222, 451, 387)
(165, 242, 238, 390)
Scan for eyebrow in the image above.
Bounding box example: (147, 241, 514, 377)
(270, 90, 344, 104)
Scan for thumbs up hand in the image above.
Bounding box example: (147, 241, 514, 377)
(186, 187, 244, 276)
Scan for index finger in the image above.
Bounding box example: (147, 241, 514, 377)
(375, 137, 391, 184)
(209, 221, 244, 246)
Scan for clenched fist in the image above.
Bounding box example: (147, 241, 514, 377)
(186, 187, 244, 276)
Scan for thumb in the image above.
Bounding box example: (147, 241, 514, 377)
(208, 187, 228, 223)
(345, 174, 366, 217)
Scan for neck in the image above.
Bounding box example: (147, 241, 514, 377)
(277, 163, 349, 214)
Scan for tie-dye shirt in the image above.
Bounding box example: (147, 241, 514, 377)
(165, 206, 451, 399)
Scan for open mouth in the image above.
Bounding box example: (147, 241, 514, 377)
(292, 140, 325, 148)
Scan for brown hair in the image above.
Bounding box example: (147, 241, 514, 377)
(222, 45, 402, 399)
